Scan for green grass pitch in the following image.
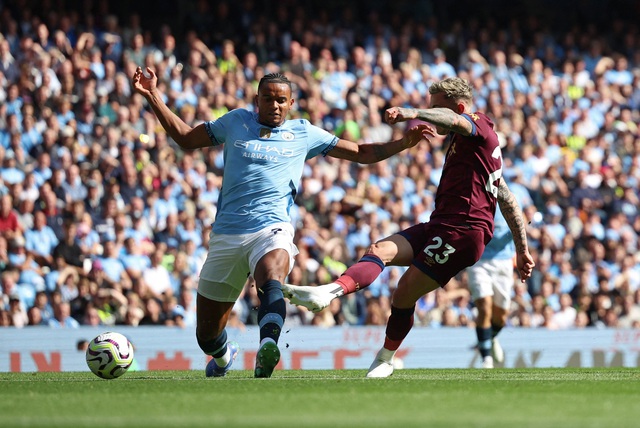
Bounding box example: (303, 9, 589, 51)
(1, 368, 639, 428)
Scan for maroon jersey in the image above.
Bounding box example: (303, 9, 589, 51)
(429, 112, 502, 238)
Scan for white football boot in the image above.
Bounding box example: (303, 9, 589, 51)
(481, 356, 494, 369)
(366, 348, 396, 378)
(491, 338, 504, 365)
(282, 283, 342, 313)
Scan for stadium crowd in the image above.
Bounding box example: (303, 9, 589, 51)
(1, 0, 640, 331)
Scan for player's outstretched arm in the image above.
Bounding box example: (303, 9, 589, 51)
(328, 124, 435, 164)
(132, 66, 210, 150)
(496, 179, 535, 281)
(385, 107, 473, 136)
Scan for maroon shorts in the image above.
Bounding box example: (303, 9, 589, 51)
(399, 222, 489, 286)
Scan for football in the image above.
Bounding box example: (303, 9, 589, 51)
(85, 332, 134, 379)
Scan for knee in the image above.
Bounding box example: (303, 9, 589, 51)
(254, 250, 290, 283)
(390, 279, 414, 309)
(475, 297, 492, 315)
(367, 242, 386, 259)
(492, 307, 507, 325)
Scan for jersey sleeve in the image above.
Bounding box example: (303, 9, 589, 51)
(460, 113, 478, 136)
(203, 109, 247, 146)
(304, 120, 339, 159)
(460, 112, 495, 139)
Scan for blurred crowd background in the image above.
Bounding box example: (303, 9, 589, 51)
(1, 0, 640, 331)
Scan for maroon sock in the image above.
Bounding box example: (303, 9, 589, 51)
(335, 254, 385, 294)
(383, 305, 415, 351)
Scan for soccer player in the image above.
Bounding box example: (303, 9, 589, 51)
(283, 77, 534, 377)
(468, 181, 532, 368)
(132, 67, 433, 378)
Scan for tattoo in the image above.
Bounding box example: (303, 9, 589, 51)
(413, 108, 466, 132)
(497, 180, 528, 254)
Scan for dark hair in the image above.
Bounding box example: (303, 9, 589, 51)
(257, 73, 292, 93)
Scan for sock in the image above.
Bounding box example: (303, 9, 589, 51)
(214, 346, 231, 366)
(476, 326, 492, 358)
(383, 305, 415, 351)
(258, 279, 286, 344)
(491, 323, 503, 339)
(336, 254, 385, 294)
(197, 330, 230, 364)
(377, 348, 397, 362)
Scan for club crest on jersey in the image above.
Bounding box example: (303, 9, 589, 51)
(260, 128, 271, 139)
(469, 113, 479, 121)
(282, 132, 294, 141)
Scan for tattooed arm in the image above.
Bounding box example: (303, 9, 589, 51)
(385, 107, 474, 136)
(497, 179, 527, 253)
(497, 179, 535, 281)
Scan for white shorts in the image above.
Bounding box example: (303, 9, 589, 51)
(467, 258, 514, 310)
(198, 222, 298, 302)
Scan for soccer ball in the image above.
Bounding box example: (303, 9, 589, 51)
(86, 332, 134, 379)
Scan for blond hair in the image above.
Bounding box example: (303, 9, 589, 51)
(429, 77, 473, 102)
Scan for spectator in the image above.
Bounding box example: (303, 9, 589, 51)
(97, 239, 130, 289)
(25, 210, 59, 267)
(0, 0, 638, 337)
(47, 301, 79, 328)
(552, 293, 578, 329)
(142, 248, 172, 298)
(0, 194, 21, 239)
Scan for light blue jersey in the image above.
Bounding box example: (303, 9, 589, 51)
(204, 109, 338, 234)
(481, 182, 532, 261)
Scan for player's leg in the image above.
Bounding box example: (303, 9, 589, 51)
(367, 266, 440, 378)
(252, 249, 290, 378)
(249, 223, 297, 378)
(195, 291, 239, 377)
(366, 224, 487, 377)
(468, 261, 495, 368)
(283, 234, 415, 312)
(490, 306, 507, 364)
(489, 258, 515, 365)
(196, 232, 250, 377)
(474, 296, 494, 368)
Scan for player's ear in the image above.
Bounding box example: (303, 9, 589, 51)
(254, 94, 259, 107)
(456, 102, 466, 114)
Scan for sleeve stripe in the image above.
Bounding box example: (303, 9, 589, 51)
(321, 136, 339, 156)
(460, 113, 477, 136)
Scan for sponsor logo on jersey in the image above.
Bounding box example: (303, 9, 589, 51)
(233, 140, 295, 162)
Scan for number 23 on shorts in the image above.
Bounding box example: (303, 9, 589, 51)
(423, 236, 456, 264)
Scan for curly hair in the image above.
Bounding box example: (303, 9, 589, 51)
(257, 73, 292, 93)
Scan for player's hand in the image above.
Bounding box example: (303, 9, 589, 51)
(132, 66, 158, 98)
(385, 107, 417, 125)
(515, 250, 535, 282)
(403, 124, 436, 149)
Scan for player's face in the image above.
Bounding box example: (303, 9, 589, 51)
(256, 82, 294, 127)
